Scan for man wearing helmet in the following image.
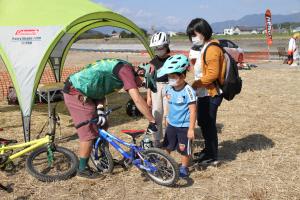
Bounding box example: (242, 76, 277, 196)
(157, 54, 197, 178)
(63, 58, 157, 179)
(147, 32, 171, 147)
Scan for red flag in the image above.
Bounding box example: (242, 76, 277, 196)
(265, 9, 273, 46)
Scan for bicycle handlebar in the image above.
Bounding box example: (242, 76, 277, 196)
(75, 105, 122, 129)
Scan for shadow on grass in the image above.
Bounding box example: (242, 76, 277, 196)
(140, 171, 195, 188)
(15, 194, 32, 200)
(0, 182, 14, 193)
(0, 124, 23, 129)
(0, 104, 20, 112)
(192, 133, 275, 171)
(174, 177, 195, 188)
(218, 133, 275, 161)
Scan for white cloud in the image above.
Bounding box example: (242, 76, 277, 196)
(199, 4, 209, 9)
(165, 16, 180, 26)
(92, 2, 183, 31)
(291, 10, 300, 14)
(117, 7, 132, 15)
(136, 9, 153, 18)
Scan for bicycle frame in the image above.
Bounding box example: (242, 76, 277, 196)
(0, 135, 52, 166)
(94, 129, 156, 173)
(0, 105, 59, 167)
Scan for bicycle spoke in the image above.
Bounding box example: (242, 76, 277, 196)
(31, 151, 72, 176)
(145, 153, 174, 180)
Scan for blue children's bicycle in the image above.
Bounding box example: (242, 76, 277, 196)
(76, 106, 179, 187)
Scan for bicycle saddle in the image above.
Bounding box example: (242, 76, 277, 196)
(0, 138, 18, 145)
(121, 130, 145, 139)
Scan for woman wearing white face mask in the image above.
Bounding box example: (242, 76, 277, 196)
(146, 32, 171, 147)
(186, 18, 226, 166)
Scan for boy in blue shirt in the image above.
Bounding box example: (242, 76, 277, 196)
(157, 54, 197, 177)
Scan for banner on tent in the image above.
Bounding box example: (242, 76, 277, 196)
(12, 29, 42, 45)
(0, 26, 62, 116)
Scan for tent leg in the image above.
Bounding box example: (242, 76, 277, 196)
(22, 116, 31, 142)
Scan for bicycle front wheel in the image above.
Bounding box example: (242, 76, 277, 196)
(90, 142, 114, 173)
(142, 148, 179, 187)
(25, 146, 78, 182)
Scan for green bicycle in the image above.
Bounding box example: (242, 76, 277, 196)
(0, 107, 78, 182)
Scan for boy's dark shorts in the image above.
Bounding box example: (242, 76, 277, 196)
(162, 124, 189, 156)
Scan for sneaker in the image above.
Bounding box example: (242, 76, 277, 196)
(291, 63, 298, 67)
(77, 166, 104, 179)
(193, 149, 208, 162)
(179, 166, 189, 178)
(198, 158, 219, 166)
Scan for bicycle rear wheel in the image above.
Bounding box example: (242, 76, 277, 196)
(142, 148, 179, 186)
(25, 146, 78, 182)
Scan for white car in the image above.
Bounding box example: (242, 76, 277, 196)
(219, 39, 244, 63)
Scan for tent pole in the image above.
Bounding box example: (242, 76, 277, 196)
(22, 116, 31, 142)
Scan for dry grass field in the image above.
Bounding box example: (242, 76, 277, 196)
(0, 61, 299, 200)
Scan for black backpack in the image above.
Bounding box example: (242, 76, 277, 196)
(203, 42, 242, 101)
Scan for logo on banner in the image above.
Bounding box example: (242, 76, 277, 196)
(12, 29, 42, 45)
(15, 29, 39, 36)
(265, 9, 273, 46)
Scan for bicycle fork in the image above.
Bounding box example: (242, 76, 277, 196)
(47, 144, 55, 167)
(133, 152, 157, 173)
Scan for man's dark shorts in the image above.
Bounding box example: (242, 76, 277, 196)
(162, 124, 189, 156)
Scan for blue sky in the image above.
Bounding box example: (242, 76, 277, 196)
(92, 0, 300, 31)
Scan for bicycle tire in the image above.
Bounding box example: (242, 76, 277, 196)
(25, 146, 78, 182)
(90, 142, 114, 173)
(142, 148, 179, 187)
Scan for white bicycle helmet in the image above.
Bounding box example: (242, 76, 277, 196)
(150, 32, 170, 47)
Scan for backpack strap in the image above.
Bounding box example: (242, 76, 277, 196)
(203, 42, 225, 65)
(203, 42, 226, 95)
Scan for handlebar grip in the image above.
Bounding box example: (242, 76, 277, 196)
(76, 106, 122, 129)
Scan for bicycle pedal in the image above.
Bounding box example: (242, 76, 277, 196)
(2, 161, 15, 172)
(0, 155, 8, 165)
(122, 158, 132, 168)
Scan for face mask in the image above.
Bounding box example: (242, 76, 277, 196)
(168, 78, 178, 86)
(155, 49, 167, 57)
(191, 36, 204, 46)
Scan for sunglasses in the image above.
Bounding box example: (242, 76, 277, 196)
(133, 67, 146, 77)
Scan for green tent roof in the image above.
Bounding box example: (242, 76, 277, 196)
(0, 0, 153, 141)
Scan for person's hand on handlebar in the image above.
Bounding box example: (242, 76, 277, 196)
(96, 104, 107, 126)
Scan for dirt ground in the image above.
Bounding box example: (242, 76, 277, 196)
(0, 61, 300, 200)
